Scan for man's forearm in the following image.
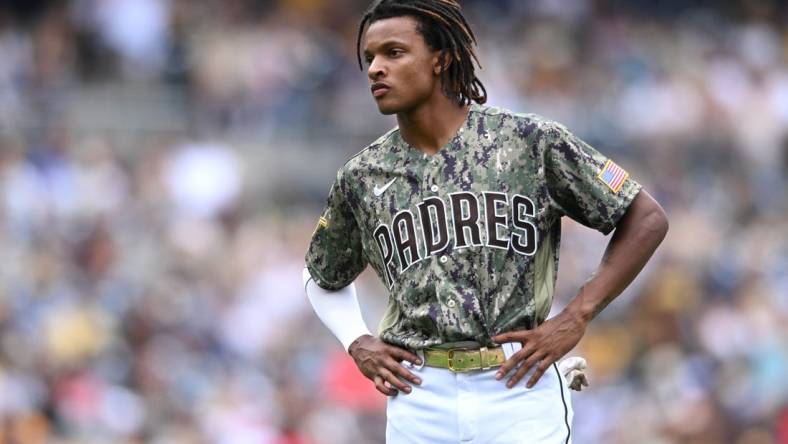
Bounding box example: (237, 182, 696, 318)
(303, 267, 372, 352)
(566, 190, 669, 323)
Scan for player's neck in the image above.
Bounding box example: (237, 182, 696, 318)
(396, 96, 470, 156)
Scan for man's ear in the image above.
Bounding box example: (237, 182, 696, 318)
(433, 51, 451, 75)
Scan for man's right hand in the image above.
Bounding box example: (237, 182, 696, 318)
(348, 334, 423, 396)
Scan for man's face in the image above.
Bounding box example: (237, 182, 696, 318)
(362, 16, 442, 115)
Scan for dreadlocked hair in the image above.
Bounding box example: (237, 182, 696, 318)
(356, 0, 487, 106)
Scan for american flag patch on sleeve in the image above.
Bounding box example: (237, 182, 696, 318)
(597, 160, 629, 193)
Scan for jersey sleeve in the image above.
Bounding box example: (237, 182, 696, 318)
(305, 168, 367, 290)
(543, 122, 642, 235)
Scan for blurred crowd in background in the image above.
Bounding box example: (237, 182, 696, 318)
(0, 0, 787, 443)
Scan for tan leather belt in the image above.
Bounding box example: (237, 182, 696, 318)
(423, 346, 506, 372)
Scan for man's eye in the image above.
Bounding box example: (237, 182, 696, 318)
(389, 49, 403, 57)
(365, 56, 374, 65)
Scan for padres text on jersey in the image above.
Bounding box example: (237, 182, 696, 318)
(372, 191, 538, 288)
(306, 104, 642, 350)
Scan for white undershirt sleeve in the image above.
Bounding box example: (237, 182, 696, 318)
(303, 267, 373, 353)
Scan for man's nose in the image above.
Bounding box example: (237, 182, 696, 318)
(368, 58, 385, 80)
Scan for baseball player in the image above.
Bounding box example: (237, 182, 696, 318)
(303, 0, 669, 442)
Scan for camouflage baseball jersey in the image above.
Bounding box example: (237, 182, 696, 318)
(306, 104, 642, 350)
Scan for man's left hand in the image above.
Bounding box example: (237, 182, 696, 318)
(491, 309, 587, 389)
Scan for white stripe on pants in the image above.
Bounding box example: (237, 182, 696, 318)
(386, 358, 573, 443)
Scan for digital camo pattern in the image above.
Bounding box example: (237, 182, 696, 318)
(306, 104, 642, 350)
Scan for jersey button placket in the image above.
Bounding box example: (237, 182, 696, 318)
(422, 153, 441, 197)
(432, 157, 440, 194)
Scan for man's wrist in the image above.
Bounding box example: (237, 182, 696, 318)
(564, 300, 594, 326)
(348, 334, 373, 355)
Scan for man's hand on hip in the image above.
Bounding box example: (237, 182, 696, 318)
(348, 334, 423, 396)
(491, 309, 587, 389)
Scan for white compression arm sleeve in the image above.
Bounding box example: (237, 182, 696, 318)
(303, 267, 372, 352)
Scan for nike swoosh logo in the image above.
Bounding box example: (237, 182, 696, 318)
(373, 178, 397, 197)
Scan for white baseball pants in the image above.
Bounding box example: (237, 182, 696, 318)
(386, 352, 573, 443)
